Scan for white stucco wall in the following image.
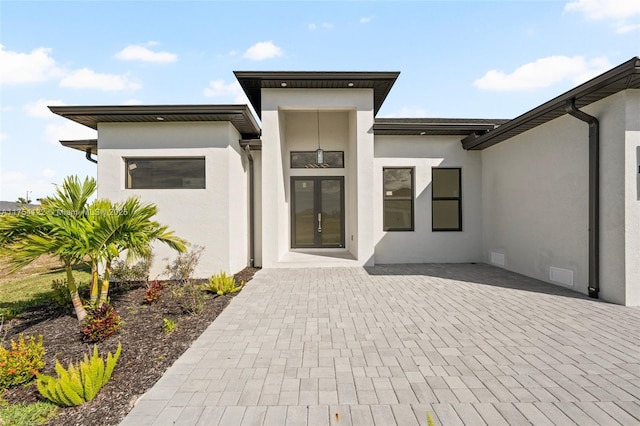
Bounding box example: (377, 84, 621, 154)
(260, 89, 375, 266)
(373, 136, 483, 263)
(97, 121, 249, 278)
(482, 90, 640, 305)
(623, 89, 640, 306)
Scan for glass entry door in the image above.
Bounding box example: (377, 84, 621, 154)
(291, 176, 345, 248)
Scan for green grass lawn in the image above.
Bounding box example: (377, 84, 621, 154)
(0, 262, 91, 319)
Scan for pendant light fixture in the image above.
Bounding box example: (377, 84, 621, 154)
(316, 110, 324, 166)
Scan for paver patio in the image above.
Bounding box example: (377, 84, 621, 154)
(120, 264, 640, 425)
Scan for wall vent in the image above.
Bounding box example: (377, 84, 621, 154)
(490, 252, 505, 267)
(550, 266, 574, 287)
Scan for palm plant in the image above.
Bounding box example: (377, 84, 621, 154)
(87, 197, 187, 305)
(0, 175, 187, 321)
(0, 176, 97, 321)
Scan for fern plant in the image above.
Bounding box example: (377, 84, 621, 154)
(36, 343, 121, 407)
(202, 272, 244, 296)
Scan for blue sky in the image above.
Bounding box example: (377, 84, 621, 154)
(1, 0, 639, 202)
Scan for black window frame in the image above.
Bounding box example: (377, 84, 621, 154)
(432, 167, 462, 232)
(290, 151, 344, 169)
(125, 157, 206, 190)
(383, 167, 415, 232)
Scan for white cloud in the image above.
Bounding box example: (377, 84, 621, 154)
(0, 45, 63, 84)
(42, 168, 56, 178)
(60, 68, 141, 91)
(381, 106, 431, 118)
(308, 23, 317, 30)
(0, 133, 8, 141)
(115, 44, 178, 63)
(242, 41, 283, 61)
(473, 55, 612, 91)
(360, 16, 373, 24)
(203, 79, 248, 104)
(24, 99, 66, 118)
(45, 120, 97, 144)
(565, 0, 640, 33)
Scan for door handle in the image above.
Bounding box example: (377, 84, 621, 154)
(317, 213, 322, 233)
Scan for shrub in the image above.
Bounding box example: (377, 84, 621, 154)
(164, 245, 203, 283)
(0, 334, 45, 389)
(36, 343, 121, 407)
(0, 401, 58, 426)
(171, 284, 204, 315)
(51, 278, 71, 308)
(110, 255, 153, 283)
(162, 318, 176, 334)
(144, 280, 165, 304)
(202, 272, 244, 296)
(81, 304, 122, 343)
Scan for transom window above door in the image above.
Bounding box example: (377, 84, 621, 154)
(290, 151, 344, 169)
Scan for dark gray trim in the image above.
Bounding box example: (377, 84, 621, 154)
(49, 104, 261, 139)
(244, 145, 255, 268)
(234, 71, 400, 118)
(462, 56, 640, 150)
(59, 139, 97, 154)
(374, 118, 507, 136)
(565, 99, 600, 299)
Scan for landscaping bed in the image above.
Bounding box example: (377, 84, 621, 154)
(1, 267, 259, 426)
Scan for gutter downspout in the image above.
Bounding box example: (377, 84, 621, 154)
(244, 144, 255, 268)
(565, 98, 599, 299)
(85, 148, 98, 164)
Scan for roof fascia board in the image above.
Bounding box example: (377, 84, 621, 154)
(462, 56, 640, 150)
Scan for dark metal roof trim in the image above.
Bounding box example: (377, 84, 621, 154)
(374, 118, 508, 136)
(49, 104, 261, 139)
(59, 139, 98, 154)
(234, 71, 400, 118)
(239, 139, 263, 151)
(462, 56, 640, 150)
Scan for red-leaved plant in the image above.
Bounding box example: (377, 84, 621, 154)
(81, 303, 122, 343)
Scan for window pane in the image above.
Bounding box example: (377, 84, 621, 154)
(126, 158, 205, 189)
(383, 168, 412, 198)
(293, 180, 315, 245)
(433, 169, 460, 198)
(291, 151, 344, 168)
(384, 200, 412, 231)
(433, 200, 460, 230)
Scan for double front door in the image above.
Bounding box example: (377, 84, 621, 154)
(291, 176, 345, 248)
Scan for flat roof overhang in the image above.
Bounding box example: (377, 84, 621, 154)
(234, 71, 400, 118)
(48, 104, 261, 139)
(462, 56, 640, 150)
(374, 118, 508, 136)
(59, 139, 97, 155)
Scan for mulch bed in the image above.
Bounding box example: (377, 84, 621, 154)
(1, 267, 259, 426)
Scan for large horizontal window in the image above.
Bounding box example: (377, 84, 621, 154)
(432, 167, 461, 231)
(290, 151, 344, 168)
(383, 167, 414, 231)
(125, 158, 205, 189)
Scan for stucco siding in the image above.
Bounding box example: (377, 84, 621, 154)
(97, 121, 242, 278)
(374, 136, 483, 263)
(481, 91, 638, 304)
(260, 89, 374, 266)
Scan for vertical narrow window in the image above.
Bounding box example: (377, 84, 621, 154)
(432, 167, 461, 231)
(383, 167, 414, 231)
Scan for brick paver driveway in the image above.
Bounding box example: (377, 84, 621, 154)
(121, 264, 640, 425)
